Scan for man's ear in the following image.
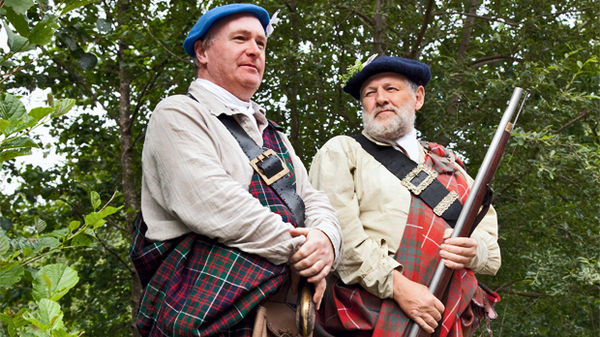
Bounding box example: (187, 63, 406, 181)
(194, 39, 208, 67)
(414, 86, 425, 111)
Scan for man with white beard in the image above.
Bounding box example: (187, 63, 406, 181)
(309, 56, 501, 337)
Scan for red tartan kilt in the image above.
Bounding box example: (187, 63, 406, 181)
(316, 278, 409, 337)
(316, 271, 479, 337)
(131, 217, 288, 336)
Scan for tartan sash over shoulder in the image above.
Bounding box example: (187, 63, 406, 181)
(131, 121, 297, 337)
(317, 142, 478, 337)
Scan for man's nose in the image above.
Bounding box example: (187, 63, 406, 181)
(246, 39, 261, 56)
(375, 89, 388, 106)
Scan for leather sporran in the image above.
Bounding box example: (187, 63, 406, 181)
(460, 284, 501, 337)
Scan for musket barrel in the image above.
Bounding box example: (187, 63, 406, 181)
(405, 87, 525, 337)
(451, 87, 524, 240)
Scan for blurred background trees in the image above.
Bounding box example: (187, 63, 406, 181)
(1, 0, 598, 336)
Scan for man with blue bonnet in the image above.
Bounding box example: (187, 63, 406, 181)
(130, 3, 342, 336)
(309, 56, 501, 337)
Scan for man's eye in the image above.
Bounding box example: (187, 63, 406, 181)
(386, 87, 398, 92)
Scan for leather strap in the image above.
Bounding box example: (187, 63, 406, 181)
(352, 134, 463, 227)
(187, 93, 305, 226)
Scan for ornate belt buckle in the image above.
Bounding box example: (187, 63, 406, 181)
(401, 164, 438, 195)
(249, 149, 290, 185)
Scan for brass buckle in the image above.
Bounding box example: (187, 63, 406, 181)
(401, 164, 438, 195)
(249, 149, 290, 185)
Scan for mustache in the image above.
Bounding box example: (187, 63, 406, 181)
(372, 104, 400, 115)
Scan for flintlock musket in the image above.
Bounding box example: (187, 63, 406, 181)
(406, 87, 530, 337)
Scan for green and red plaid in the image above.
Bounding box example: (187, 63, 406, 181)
(317, 143, 480, 337)
(131, 122, 297, 336)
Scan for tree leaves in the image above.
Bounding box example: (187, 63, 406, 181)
(0, 263, 25, 288)
(4, 0, 35, 15)
(0, 0, 597, 336)
(90, 191, 101, 210)
(0, 94, 75, 163)
(29, 15, 59, 46)
(60, 0, 98, 16)
(32, 264, 79, 302)
(0, 93, 28, 134)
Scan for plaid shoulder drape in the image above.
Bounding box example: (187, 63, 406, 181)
(131, 122, 297, 337)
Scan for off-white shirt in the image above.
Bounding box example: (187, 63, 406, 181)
(309, 132, 501, 299)
(141, 81, 342, 266)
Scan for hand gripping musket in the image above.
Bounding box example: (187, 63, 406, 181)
(406, 87, 530, 337)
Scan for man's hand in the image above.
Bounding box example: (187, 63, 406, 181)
(393, 270, 444, 334)
(288, 228, 334, 281)
(288, 228, 334, 306)
(439, 228, 477, 270)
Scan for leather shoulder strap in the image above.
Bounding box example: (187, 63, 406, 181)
(187, 93, 305, 226)
(351, 134, 462, 227)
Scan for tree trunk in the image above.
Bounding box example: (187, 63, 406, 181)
(445, 0, 481, 116)
(116, 1, 142, 336)
(372, 0, 387, 55)
(284, 0, 303, 158)
(410, 0, 435, 59)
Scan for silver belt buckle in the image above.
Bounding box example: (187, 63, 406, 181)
(401, 164, 438, 195)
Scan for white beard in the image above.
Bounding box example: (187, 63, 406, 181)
(363, 104, 416, 142)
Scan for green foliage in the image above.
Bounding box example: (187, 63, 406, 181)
(0, 1, 121, 336)
(0, 92, 74, 162)
(339, 58, 364, 86)
(1, 0, 598, 336)
(0, 182, 120, 336)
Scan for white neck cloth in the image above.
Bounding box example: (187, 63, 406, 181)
(194, 78, 259, 117)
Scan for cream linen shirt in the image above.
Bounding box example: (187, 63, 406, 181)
(309, 132, 501, 299)
(141, 81, 342, 266)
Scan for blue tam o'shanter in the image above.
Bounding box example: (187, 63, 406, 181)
(343, 56, 431, 100)
(183, 3, 270, 57)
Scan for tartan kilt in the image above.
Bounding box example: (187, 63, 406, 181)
(131, 217, 288, 336)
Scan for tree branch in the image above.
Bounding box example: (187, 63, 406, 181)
(470, 55, 522, 68)
(440, 10, 520, 27)
(496, 287, 546, 298)
(131, 59, 168, 124)
(340, 5, 375, 28)
(410, 0, 435, 59)
(554, 110, 588, 134)
(145, 26, 191, 66)
(94, 229, 135, 274)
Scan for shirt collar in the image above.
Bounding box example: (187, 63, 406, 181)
(394, 128, 419, 162)
(194, 78, 260, 117)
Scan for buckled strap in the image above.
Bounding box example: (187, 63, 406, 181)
(186, 93, 305, 226)
(218, 115, 305, 226)
(249, 149, 291, 185)
(352, 134, 462, 227)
